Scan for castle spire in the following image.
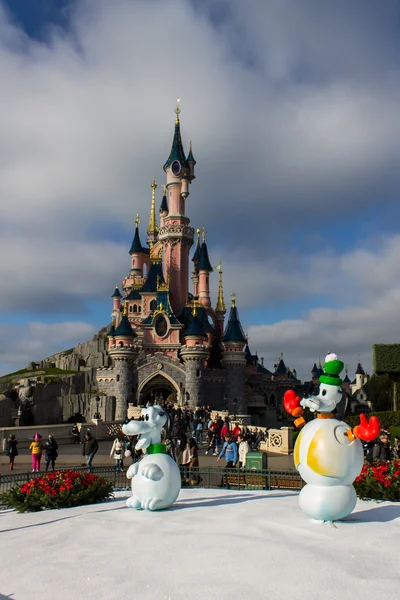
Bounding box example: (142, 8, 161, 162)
(129, 214, 145, 255)
(222, 293, 246, 343)
(147, 178, 159, 245)
(163, 98, 188, 172)
(215, 262, 226, 313)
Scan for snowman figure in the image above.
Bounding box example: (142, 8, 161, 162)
(284, 353, 380, 522)
(122, 405, 181, 511)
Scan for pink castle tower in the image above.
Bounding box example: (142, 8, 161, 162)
(158, 100, 195, 313)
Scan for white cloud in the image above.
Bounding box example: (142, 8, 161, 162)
(1, 0, 400, 378)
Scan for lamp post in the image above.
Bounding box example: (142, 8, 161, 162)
(233, 397, 238, 420)
(95, 396, 100, 419)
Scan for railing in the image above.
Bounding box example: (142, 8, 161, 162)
(0, 466, 303, 503)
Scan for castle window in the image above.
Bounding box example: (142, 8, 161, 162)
(118, 341, 124, 347)
(196, 369, 200, 377)
(129, 305, 132, 313)
(116, 374, 120, 382)
(133, 304, 138, 313)
(138, 306, 141, 313)
(150, 299, 157, 311)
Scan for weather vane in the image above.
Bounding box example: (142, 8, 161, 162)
(175, 97, 181, 123)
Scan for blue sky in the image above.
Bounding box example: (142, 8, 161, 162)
(1, 0, 400, 378)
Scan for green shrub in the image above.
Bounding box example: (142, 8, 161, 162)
(373, 344, 400, 374)
(354, 461, 400, 501)
(346, 411, 400, 428)
(0, 471, 113, 513)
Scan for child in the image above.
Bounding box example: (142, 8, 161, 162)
(29, 433, 43, 472)
(6, 434, 18, 471)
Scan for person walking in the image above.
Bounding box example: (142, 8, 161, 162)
(195, 420, 203, 447)
(110, 432, 126, 473)
(29, 433, 43, 472)
(188, 437, 201, 485)
(45, 434, 58, 472)
(6, 434, 18, 471)
(237, 434, 250, 469)
(217, 433, 238, 489)
(71, 424, 80, 444)
(82, 430, 99, 473)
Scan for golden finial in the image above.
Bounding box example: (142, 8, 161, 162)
(147, 178, 159, 236)
(345, 364, 349, 374)
(175, 97, 181, 124)
(161, 184, 166, 196)
(135, 213, 140, 227)
(280, 351, 283, 360)
(190, 140, 193, 151)
(215, 262, 226, 313)
(196, 228, 201, 236)
(231, 292, 236, 308)
(123, 302, 128, 316)
(202, 226, 207, 243)
(192, 304, 197, 317)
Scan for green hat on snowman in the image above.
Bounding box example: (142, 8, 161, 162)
(319, 352, 344, 386)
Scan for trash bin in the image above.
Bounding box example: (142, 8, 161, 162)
(245, 451, 268, 471)
(245, 452, 268, 489)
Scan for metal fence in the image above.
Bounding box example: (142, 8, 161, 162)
(0, 466, 303, 502)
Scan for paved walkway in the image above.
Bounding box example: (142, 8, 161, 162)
(0, 440, 295, 475)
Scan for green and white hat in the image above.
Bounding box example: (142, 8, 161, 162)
(319, 353, 344, 386)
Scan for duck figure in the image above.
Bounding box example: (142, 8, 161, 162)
(284, 353, 380, 522)
(122, 405, 181, 511)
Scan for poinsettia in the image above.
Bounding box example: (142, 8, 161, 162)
(354, 460, 400, 501)
(0, 471, 113, 513)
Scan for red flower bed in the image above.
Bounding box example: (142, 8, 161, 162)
(0, 470, 113, 512)
(354, 461, 400, 501)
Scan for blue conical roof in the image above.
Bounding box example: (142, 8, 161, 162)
(198, 242, 213, 272)
(274, 358, 287, 375)
(187, 145, 196, 163)
(163, 121, 188, 171)
(112, 286, 122, 298)
(141, 261, 165, 293)
(222, 306, 246, 343)
(184, 314, 206, 337)
(114, 314, 136, 337)
(129, 225, 145, 254)
(192, 236, 201, 263)
(107, 323, 116, 337)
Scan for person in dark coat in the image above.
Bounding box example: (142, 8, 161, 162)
(82, 431, 99, 472)
(71, 424, 80, 444)
(45, 434, 59, 472)
(6, 434, 18, 471)
(372, 432, 391, 462)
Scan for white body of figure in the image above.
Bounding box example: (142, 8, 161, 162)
(294, 417, 363, 522)
(286, 353, 379, 522)
(122, 405, 181, 511)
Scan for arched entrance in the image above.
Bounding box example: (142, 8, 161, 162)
(138, 372, 181, 406)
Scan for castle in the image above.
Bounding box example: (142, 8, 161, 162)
(95, 103, 299, 426)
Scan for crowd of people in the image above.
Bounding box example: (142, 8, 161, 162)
(5, 409, 398, 475)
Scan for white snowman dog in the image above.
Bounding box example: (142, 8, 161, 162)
(122, 405, 181, 511)
(284, 353, 380, 522)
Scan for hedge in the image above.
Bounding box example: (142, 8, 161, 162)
(373, 344, 400, 374)
(346, 411, 400, 428)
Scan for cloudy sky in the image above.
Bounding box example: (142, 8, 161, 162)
(1, 0, 400, 379)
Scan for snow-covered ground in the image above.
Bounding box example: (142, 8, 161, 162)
(1, 489, 399, 600)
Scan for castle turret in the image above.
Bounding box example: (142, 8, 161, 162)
(129, 214, 148, 279)
(191, 228, 201, 297)
(109, 305, 139, 420)
(198, 228, 213, 308)
(186, 141, 196, 182)
(159, 100, 194, 311)
(221, 293, 247, 416)
(214, 262, 226, 339)
(159, 184, 169, 228)
(180, 304, 209, 409)
(112, 286, 122, 315)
